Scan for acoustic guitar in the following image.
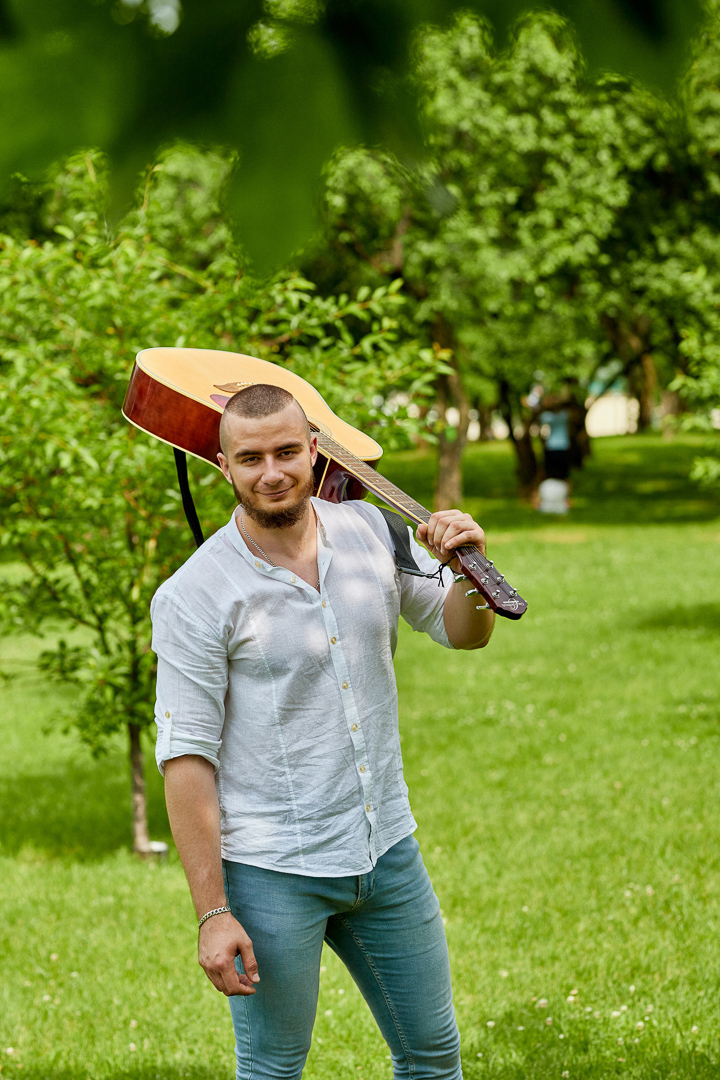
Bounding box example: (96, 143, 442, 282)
(122, 346, 527, 620)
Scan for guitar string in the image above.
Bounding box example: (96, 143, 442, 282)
(314, 431, 521, 604)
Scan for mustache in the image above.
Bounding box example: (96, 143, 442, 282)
(232, 468, 315, 530)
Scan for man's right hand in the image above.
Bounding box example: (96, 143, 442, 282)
(198, 911, 260, 996)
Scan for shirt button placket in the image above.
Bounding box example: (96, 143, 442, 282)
(321, 597, 372, 834)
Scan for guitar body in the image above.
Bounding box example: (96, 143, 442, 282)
(123, 347, 382, 491)
(122, 346, 527, 619)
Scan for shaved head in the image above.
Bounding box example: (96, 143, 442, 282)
(219, 384, 311, 456)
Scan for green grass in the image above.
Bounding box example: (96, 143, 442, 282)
(2, 434, 720, 1079)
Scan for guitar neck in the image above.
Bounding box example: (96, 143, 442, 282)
(316, 433, 430, 525)
(315, 431, 486, 568)
(314, 430, 527, 620)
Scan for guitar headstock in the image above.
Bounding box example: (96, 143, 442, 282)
(456, 547, 527, 621)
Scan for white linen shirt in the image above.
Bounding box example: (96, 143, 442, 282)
(151, 497, 454, 877)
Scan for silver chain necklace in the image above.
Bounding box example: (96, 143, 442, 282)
(239, 509, 320, 590)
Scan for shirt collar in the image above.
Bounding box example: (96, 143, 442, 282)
(223, 498, 333, 579)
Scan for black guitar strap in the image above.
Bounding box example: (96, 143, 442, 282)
(174, 451, 447, 583)
(174, 449, 205, 549)
(375, 506, 428, 577)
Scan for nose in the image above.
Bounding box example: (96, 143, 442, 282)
(260, 455, 285, 486)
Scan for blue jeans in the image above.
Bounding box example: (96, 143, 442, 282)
(222, 835, 462, 1080)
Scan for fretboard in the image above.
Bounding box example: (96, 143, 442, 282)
(315, 431, 487, 568)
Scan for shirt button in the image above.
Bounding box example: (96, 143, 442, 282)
(330, 636, 337, 644)
(255, 560, 262, 569)
(365, 804, 371, 812)
(164, 711, 170, 719)
(342, 681, 348, 690)
(351, 723, 358, 732)
(359, 766, 366, 773)
(322, 601, 327, 608)
(291, 575, 296, 583)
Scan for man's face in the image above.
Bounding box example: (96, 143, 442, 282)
(217, 405, 318, 529)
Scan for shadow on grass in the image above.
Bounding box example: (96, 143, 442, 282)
(14, 1050, 720, 1080)
(0, 756, 171, 860)
(635, 603, 720, 634)
(17, 1071, 228, 1080)
(471, 1050, 720, 1079)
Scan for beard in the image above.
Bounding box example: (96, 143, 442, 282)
(232, 465, 315, 529)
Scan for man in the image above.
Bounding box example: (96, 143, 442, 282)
(151, 383, 494, 1080)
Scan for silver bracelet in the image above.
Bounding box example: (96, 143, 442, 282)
(198, 905, 231, 930)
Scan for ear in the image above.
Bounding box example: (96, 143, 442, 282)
(217, 452, 232, 481)
(309, 434, 318, 466)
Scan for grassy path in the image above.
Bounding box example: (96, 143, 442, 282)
(1, 435, 719, 1079)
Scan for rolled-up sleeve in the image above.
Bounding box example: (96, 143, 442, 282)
(150, 590, 228, 775)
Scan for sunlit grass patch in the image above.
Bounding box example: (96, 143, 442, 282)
(1, 435, 719, 1078)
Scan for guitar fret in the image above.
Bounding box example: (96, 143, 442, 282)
(316, 431, 490, 569)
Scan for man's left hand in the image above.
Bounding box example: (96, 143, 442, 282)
(416, 510, 486, 574)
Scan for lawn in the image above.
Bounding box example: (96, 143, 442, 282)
(1, 433, 720, 1080)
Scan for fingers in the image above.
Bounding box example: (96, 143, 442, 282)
(199, 915, 260, 997)
(420, 511, 486, 559)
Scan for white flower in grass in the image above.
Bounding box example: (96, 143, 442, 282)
(629, 985, 636, 993)
(324, 1009, 332, 1016)
(567, 995, 575, 1003)
(50, 953, 58, 961)
(691, 1026, 698, 1034)
(562, 1072, 569, 1078)
(618, 1037, 624, 1045)
(487, 1020, 495, 1028)
(5, 1048, 14, 1055)
(42, 995, 51, 1002)
(129, 1044, 136, 1052)
(636, 1022, 644, 1030)
(536, 998, 548, 1008)
(611, 1011, 621, 1018)
(546, 1018, 553, 1026)
(518, 1026, 525, 1031)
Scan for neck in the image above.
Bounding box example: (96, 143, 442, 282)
(238, 500, 316, 558)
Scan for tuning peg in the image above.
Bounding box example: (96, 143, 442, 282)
(465, 588, 479, 597)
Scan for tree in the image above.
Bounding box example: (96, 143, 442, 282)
(0, 147, 445, 854)
(0, 0, 705, 269)
(308, 12, 674, 502)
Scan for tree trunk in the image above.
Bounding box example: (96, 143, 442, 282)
(567, 397, 591, 469)
(432, 318, 470, 510)
(499, 380, 538, 499)
(628, 353, 657, 431)
(128, 722, 152, 856)
(434, 372, 470, 509)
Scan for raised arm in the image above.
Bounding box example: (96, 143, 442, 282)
(164, 755, 260, 996)
(416, 510, 495, 650)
